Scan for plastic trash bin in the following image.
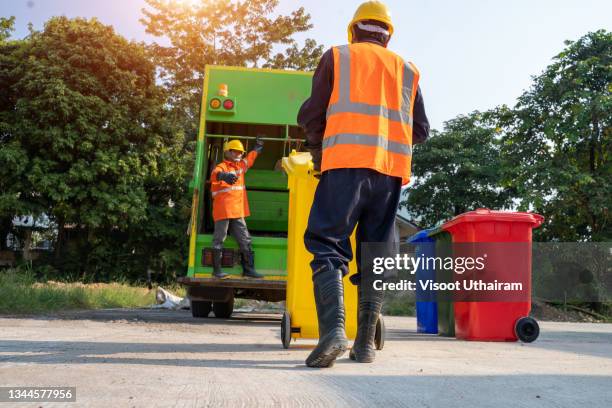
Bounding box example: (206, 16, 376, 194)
(407, 229, 437, 334)
(427, 227, 455, 337)
(279, 151, 386, 350)
(442, 208, 544, 342)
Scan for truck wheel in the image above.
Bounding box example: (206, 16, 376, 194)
(191, 300, 212, 318)
(375, 314, 385, 350)
(213, 297, 234, 319)
(515, 317, 539, 343)
(281, 311, 292, 349)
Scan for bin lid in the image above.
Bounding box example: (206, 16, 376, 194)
(426, 225, 450, 239)
(407, 228, 436, 243)
(442, 208, 544, 230)
(281, 150, 313, 176)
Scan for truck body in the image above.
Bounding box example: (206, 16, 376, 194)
(180, 65, 313, 318)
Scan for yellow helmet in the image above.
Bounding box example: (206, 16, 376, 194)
(224, 140, 245, 153)
(347, 1, 394, 43)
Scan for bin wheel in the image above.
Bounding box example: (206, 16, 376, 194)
(213, 297, 234, 319)
(375, 314, 385, 350)
(281, 311, 292, 349)
(191, 300, 212, 318)
(515, 317, 539, 343)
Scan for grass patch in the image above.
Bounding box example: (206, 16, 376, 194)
(383, 295, 415, 316)
(0, 269, 156, 315)
(162, 283, 187, 299)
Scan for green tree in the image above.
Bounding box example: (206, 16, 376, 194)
(0, 16, 15, 43)
(501, 30, 611, 241)
(0, 16, 30, 250)
(2, 16, 187, 280)
(263, 38, 324, 70)
(402, 111, 513, 227)
(141, 0, 323, 137)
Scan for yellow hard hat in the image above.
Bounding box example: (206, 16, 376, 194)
(224, 140, 245, 153)
(347, 1, 394, 43)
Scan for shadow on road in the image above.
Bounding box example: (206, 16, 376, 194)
(3, 308, 282, 326)
(0, 339, 314, 370)
(385, 328, 456, 341)
(3, 309, 611, 361)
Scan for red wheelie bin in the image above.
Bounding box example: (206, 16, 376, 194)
(442, 209, 544, 342)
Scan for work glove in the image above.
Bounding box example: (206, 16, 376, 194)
(217, 171, 238, 185)
(254, 136, 264, 153)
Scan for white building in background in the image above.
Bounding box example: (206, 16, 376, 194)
(6, 214, 53, 251)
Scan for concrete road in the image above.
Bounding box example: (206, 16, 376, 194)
(0, 309, 611, 407)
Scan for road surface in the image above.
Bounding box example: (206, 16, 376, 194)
(1, 309, 611, 407)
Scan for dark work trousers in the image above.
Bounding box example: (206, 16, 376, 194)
(304, 168, 401, 285)
(212, 218, 252, 253)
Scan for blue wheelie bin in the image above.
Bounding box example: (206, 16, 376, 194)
(407, 229, 437, 334)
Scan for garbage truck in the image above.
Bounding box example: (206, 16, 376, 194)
(178, 65, 313, 318)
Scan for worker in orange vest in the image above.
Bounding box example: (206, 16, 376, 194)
(298, 1, 430, 367)
(210, 139, 264, 279)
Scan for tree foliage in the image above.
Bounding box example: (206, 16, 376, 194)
(0, 17, 188, 280)
(403, 112, 513, 227)
(404, 30, 610, 242)
(501, 30, 611, 241)
(0, 16, 15, 43)
(141, 0, 323, 136)
(0, 16, 28, 249)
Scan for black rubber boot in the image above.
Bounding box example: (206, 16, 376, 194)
(349, 284, 384, 363)
(306, 269, 348, 368)
(241, 250, 263, 279)
(212, 249, 229, 279)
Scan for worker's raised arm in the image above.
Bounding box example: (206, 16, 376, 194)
(242, 137, 264, 169)
(412, 86, 430, 144)
(243, 151, 258, 169)
(297, 48, 334, 169)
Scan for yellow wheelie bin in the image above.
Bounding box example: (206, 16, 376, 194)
(280, 151, 385, 350)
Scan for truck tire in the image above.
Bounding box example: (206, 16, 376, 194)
(191, 300, 212, 318)
(213, 297, 235, 319)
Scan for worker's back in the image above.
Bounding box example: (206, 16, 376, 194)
(330, 42, 407, 112)
(322, 41, 420, 185)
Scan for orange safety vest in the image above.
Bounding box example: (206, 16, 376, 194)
(322, 42, 420, 185)
(210, 151, 258, 221)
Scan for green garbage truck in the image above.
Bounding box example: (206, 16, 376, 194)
(178, 65, 313, 318)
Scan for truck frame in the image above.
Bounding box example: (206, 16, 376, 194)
(180, 65, 313, 318)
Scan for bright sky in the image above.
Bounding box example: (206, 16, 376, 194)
(2, 0, 610, 130)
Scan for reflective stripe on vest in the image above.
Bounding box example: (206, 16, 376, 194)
(228, 168, 245, 176)
(326, 45, 416, 129)
(212, 185, 244, 197)
(322, 133, 412, 155)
